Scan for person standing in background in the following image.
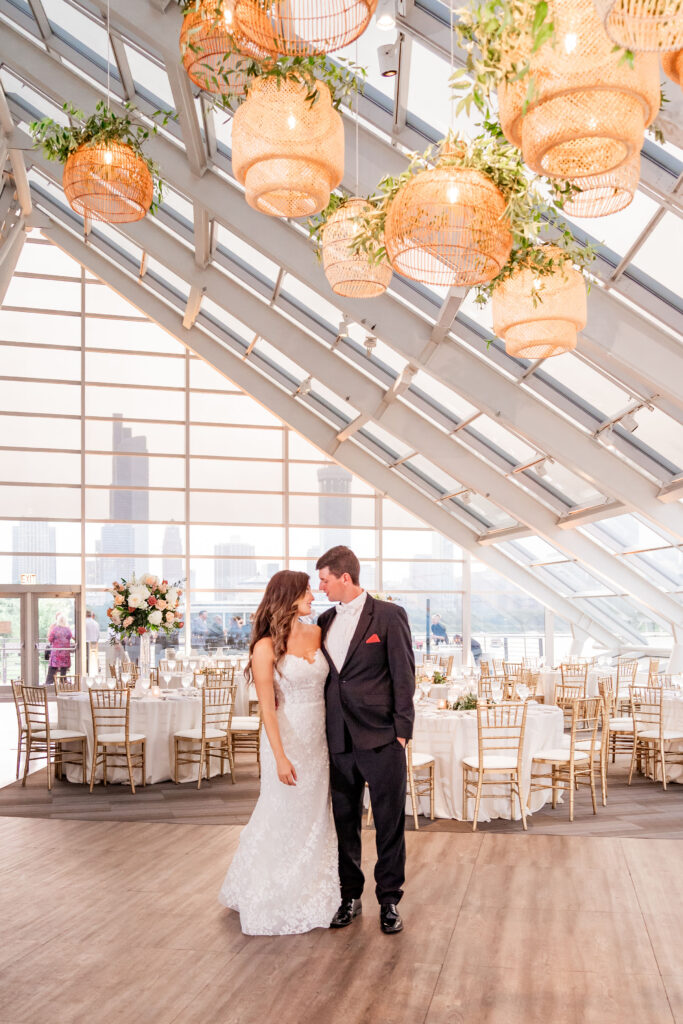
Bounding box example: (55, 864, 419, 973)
(85, 610, 100, 674)
(46, 612, 73, 686)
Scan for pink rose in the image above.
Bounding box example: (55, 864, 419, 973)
(113, 593, 124, 606)
(159, 583, 168, 595)
(157, 599, 167, 611)
(123, 616, 134, 628)
(165, 611, 175, 623)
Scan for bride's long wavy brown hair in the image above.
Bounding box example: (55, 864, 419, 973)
(245, 570, 310, 683)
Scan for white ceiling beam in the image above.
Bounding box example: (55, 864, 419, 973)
(658, 476, 683, 504)
(428, 286, 468, 350)
(164, 59, 208, 178)
(477, 525, 534, 545)
(39, 213, 621, 649)
(4, 26, 682, 542)
(556, 502, 626, 528)
(0, 83, 31, 216)
(182, 283, 203, 329)
(192, 203, 211, 269)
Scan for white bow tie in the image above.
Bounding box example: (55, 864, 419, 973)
(336, 603, 355, 616)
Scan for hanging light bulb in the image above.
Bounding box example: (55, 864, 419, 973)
(563, 32, 578, 54)
(376, 0, 396, 30)
(287, 113, 297, 130)
(102, 149, 113, 165)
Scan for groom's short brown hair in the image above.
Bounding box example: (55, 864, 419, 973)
(316, 545, 360, 585)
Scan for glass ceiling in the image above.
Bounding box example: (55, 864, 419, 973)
(0, 0, 682, 647)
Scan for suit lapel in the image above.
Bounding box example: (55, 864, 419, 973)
(340, 594, 374, 674)
(318, 608, 335, 672)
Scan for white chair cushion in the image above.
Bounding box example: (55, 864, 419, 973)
(533, 747, 589, 763)
(638, 728, 683, 741)
(230, 717, 260, 731)
(97, 732, 145, 744)
(410, 751, 435, 768)
(462, 754, 519, 771)
(609, 717, 633, 731)
(33, 728, 87, 741)
(174, 727, 226, 741)
(560, 736, 596, 752)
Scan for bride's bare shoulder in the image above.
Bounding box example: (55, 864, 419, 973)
(252, 636, 274, 661)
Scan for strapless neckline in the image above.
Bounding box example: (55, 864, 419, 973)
(284, 649, 324, 667)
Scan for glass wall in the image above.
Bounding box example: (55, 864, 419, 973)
(0, 237, 467, 653)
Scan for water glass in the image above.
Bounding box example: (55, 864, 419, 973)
(106, 676, 117, 691)
(121, 671, 131, 688)
(181, 672, 192, 691)
(141, 677, 151, 695)
(162, 672, 172, 688)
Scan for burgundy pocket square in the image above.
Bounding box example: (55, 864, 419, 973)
(366, 634, 381, 644)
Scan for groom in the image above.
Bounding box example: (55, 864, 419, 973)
(316, 545, 415, 935)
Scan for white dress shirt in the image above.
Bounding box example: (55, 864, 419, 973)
(85, 617, 100, 643)
(324, 590, 368, 672)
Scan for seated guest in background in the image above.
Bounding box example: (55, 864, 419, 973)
(471, 637, 482, 667)
(208, 614, 226, 651)
(192, 609, 209, 649)
(431, 613, 449, 645)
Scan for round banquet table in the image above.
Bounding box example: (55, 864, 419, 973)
(161, 670, 251, 715)
(56, 691, 227, 785)
(661, 692, 683, 784)
(411, 701, 564, 822)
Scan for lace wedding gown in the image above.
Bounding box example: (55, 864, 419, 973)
(218, 649, 340, 935)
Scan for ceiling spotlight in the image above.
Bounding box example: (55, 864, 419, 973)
(460, 489, 472, 505)
(601, 424, 617, 450)
(337, 314, 350, 340)
(378, 39, 399, 77)
(364, 334, 377, 355)
(376, 0, 396, 31)
(620, 411, 639, 433)
(297, 376, 312, 396)
(535, 458, 548, 477)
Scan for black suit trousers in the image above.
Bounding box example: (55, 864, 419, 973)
(330, 740, 407, 905)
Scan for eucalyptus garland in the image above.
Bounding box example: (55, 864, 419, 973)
(30, 100, 171, 213)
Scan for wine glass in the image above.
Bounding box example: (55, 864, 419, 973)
(491, 683, 503, 703)
(121, 669, 131, 689)
(181, 672, 192, 692)
(162, 670, 172, 688)
(141, 676, 151, 696)
(107, 675, 117, 691)
(85, 676, 95, 690)
(517, 683, 529, 702)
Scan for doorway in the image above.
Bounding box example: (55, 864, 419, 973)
(0, 586, 81, 687)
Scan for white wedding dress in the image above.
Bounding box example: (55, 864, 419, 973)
(218, 649, 340, 935)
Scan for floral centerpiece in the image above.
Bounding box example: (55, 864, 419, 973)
(107, 574, 184, 678)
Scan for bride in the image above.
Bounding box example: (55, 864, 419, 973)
(218, 570, 340, 935)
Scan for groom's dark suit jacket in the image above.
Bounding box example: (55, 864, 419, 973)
(318, 595, 415, 754)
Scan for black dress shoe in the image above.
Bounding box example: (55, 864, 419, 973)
(380, 903, 403, 934)
(330, 898, 362, 928)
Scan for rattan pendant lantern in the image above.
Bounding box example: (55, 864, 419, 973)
(592, 0, 683, 52)
(233, 0, 378, 57)
(63, 142, 153, 223)
(564, 153, 640, 218)
(322, 198, 392, 297)
(180, 0, 268, 99)
(498, 0, 660, 178)
(492, 248, 587, 360)
(663, 49, 683, 89)
(232, 77, 344, 218)
(383, 142, 513, 287)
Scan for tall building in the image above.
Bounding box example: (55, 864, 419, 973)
(162, 523, 184, 584)
(214, 540, 257, 596)
(95, 417, 150, 583)
(304, 464, 354, 577)
(12, 521, 56, 584)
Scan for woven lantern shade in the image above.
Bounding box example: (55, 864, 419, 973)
(63, 142, 153, 223)
(180, 0, 268, 99)
(383, 143, 513, 287)
(232, 78, 344, 218)
(498, 0, 660, 178)
(564, 152, 640, 217)
(233, 0, 378, 57)
(593, 0, 683, 52)
(663, 49, 683, 87)
(321, 198, 392, 297)
(492, 249, 587, 360)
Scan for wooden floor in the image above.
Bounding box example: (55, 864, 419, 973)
(2, 754, 682, 839)
(0, 815, 681, 1024)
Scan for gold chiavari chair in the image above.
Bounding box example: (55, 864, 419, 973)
(89, 689, 146, 794)
(367, 741, 436, 830)
(648, 658, 660, 680)
(478, 675, 494, 701)
(616, 658, 638, 713)
(205, 666, 235, 686)
(628, 685, 683, 791)
(230, 706, 262, 782)
(21, 685, 87, 790)
(462, 701, 529, 832)
(560, 662, 588, 687)
(597, 675, 634, 768)
(53, 674, 80, 694)
(502, 662, 523, 700)
(174, 683, 236, 789)
(555, 679, 587, 725)
(109, 664, 118, 680)
(530, 697, 602, 822)
(521, 667, 542, 702)
(443, 655, 454, 677)
(492, 659, 505, 678)
(11, 680, 27, 780)
(479, 659, 491, 679)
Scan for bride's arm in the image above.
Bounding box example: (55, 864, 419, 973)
(251, 638, 298, 787)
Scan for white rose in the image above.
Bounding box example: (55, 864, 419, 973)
(111, 608, 122, 623)
(129, 584, 150, 606)
(166, 587, 179, 607)
(149, 610, 163, 626)
(127, 595, 141, 609)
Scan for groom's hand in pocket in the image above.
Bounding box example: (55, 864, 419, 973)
(277, 755, 298, 786)
(397, 737, 406, 748)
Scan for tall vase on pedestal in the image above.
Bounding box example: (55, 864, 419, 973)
(139, 632, 152, 680)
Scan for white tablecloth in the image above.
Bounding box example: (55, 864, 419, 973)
(415, 647, 463, 668)
(159, 670, 251, 715)
(662, 693, 683, 784)
(411, 701, 564, 822)
(56, 692, 227, 785)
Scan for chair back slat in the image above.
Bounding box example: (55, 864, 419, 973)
(203, 683, 237, 734)
(205, 666, 235, 686)
(617, 658, 638, 685)
(11, 679, 26, 730)
(597, 674, 616, 716)
(567, 697, 601, 758)
(477, 700, 527, 767)
(54, 674, 81, 694)
(630, 685, 663, 737)
(560, 663, 588, 685)
(556, 680, 586, 707)
(21, 685, 50, 738)
(90, 688, 131, 739)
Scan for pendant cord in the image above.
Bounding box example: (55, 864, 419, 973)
(106, 0, 111, 111)
(449, 0, 455, 134)
(355, 39, 359, 195)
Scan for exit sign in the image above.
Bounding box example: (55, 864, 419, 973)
(20, 573, 37, 584)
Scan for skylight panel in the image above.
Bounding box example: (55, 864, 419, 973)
(124, 42, 175, 108)
(630, 212, 683, 304)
